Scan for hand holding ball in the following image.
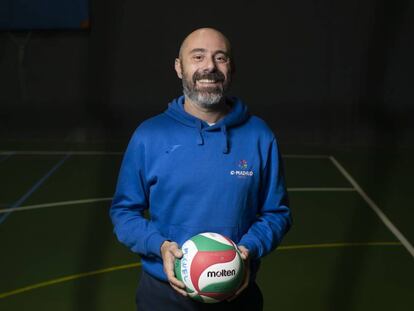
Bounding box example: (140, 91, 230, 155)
(174, 232, 245, 303)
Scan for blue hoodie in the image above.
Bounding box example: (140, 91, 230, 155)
(110, 95, 292, 282)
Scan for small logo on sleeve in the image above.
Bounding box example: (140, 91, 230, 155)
(230, 160, 254, 177)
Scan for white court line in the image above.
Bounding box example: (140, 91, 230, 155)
(288, 187, 356, 192)
(0, 187, 356, 214)
(0, 198, 113, 214)
(329, 156, 414, 258)
(0, 154, 71, 224)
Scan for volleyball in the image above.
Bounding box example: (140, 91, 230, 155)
(174, 232, 245, 303)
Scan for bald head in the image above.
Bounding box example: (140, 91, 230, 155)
(178, 28, 232, 60)
(174, 28, 233, 108)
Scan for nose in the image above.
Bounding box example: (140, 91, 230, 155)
(202, 55, 217, 72)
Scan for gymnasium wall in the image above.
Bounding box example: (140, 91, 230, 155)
(0, 0, 413, 148)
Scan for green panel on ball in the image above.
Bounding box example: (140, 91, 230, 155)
(201, 280, 237, 293)
(175, 258, 195, 294)
(190, 293, 205, 303)
(191, 234, 234, 252)
(174, 258, 182, 282)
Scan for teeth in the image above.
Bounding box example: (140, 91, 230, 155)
(198, 79, 217, 83)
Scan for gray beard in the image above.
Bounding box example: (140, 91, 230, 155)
(182, 86, 224, 108)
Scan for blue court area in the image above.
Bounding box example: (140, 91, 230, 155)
(0, 150, 413, 310)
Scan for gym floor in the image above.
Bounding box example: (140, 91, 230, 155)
(0, 146, 413, 310)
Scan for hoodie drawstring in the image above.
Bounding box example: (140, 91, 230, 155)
(195, 121, 229, 153)
(196, 120, 204, 145)
(221, 125, 229, 154)
(165, 96, 249, 155)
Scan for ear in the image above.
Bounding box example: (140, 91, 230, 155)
(174, 58, 183, 79)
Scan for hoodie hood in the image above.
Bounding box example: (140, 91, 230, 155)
(164, 95, 250, 154)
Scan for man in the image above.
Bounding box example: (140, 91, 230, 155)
(110, 27, 292, 310)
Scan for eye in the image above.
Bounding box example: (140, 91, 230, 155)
(192, 54, 204, 61)
(215, 54, 229, 63)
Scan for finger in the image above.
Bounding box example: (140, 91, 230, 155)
(163, 249, 186, 290)
(163, 254, 175, 275)
(164, 262, 186, 289)
(171, 283, 188, 296)
(240, 252, 248, 260)
(164, 268, 181, 287)
(227, 293, 237, 302)
(228, 252, 250, 302)
(168, 275, 186, 289)
(234, 281, 248, 297)
(164, 264, 185, 289)
(173, 248, 183, 258)
(227, 279, 248, 302)
(235, 274, 249, 296)
(237, 246, 249, 260)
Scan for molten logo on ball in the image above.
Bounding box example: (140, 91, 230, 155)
(174, 232, 244, 303)
(207, 269, 236, 278)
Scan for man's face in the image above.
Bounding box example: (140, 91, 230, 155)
(175, 30, 232, 107)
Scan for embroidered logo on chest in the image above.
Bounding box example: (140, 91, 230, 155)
(230, 160, 254, 178)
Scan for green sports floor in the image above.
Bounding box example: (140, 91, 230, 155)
(0, 146, 413, 310)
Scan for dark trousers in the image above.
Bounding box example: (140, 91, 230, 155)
(136, 271, 263, 311)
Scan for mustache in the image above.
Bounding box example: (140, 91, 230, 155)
(192, 70, 225, 83)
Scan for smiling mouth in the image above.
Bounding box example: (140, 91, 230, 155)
(197, 79, 222, 84)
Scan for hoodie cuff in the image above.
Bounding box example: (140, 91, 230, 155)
(146, 232, 168, 258)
